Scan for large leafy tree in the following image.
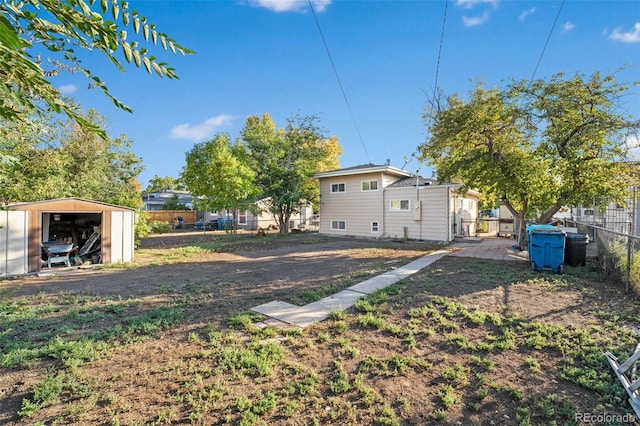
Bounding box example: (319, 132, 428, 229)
(0, 110, 143, 208)
(145, 175, 185, 192)
(0, 0, 191, 151)
(240, 113, 341, 234)
(181, 133, 259, 231)
(419, 72, 639, 244)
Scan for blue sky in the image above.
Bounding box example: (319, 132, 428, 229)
(57, 0, 640, 188)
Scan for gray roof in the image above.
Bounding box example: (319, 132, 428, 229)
(314, 163, 412, 179)
(387, 176, 443, 188)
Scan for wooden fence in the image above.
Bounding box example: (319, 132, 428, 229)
(145, 210, 196, 224)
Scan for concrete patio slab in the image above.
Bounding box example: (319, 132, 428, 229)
(251, 290, 365, 328)
(250, 304, 324, 328)
(251, 300, 300, 318)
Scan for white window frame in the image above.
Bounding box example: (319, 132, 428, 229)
(371, 221, 379, 233)
(331, 220, 346, 230)
(390, 200, 410, 211)
(238, 210, 248, 225)
(361, 180, 379, 192)
(331, 182, 346, 193)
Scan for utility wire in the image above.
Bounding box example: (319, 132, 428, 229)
(529, 0, 565, 82)
(308, 0, 370, 163)
(433, 0, 448, 95)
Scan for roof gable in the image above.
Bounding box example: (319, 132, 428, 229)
(314, 163, 413, 179)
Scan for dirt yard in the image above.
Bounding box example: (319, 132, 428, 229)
(1, 232, 639, 425)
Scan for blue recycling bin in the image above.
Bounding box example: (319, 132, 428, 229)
(526, 224, 566, 274)
(217, 218, 233, 230)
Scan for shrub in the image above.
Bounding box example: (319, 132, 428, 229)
(149, 220, 172, 234)
(134, 210, 151, 247)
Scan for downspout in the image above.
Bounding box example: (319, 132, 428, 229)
(381, 172, 386, 237)
(416, 172, 422, 240)
(446, 187, 451, 242)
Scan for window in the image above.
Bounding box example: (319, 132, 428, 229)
(331, 220, 346, 230)
(371, 221, 379, 233)
(361, 180, 378, 191)
(300, 206, 307, 225)
(390, 200, 410, 211)
(331, 183, 346, 193)
(238, 211, 248, 225)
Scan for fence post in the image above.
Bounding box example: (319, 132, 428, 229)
(627, 186, 637, 292)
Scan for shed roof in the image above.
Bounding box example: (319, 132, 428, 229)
(8, 198, 134, 212)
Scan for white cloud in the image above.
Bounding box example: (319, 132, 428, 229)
(170, 115, 235, 141)
(626, 134, 640, 161)
(563, 21, 575, 32)
(249, 0, 331, 13)
(455, 0, 499, 10)
(609, 22, 640, 43)
(462, 12, 490, 27)
(58, 84, 78, 95)
(518, 7, 535, 21)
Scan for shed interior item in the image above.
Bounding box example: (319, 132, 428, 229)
(42, 213, 102, 265)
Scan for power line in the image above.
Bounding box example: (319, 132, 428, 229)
(307, 0, 370, 163)
(529, 0, 565, 82)
(434, 0, 449, 94)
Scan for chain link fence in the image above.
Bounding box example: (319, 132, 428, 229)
(564, 215, 640, 295)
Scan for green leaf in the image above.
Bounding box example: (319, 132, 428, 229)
(141, 56, 151, 74)
(132, 49, 140, 67)
(151, 61, 163, 76)
(78, 0, 92, 16)
(121, 41, 132, 62)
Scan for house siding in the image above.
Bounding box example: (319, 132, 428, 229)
(315, 165, 478, 242)
(319, 172, 393, 236)
(384, 186, 450, 241)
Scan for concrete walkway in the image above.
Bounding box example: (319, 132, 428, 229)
(251, 238, 531, 328)
(251, 250, 450, 328)
(250, 236, 600, 329)
(448, 237, 529, 261)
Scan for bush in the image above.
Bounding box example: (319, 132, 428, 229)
(149, 220, 172, 234)
(134, 210, 151, 247)
(597, 236, 640, 295)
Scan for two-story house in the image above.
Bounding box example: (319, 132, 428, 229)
(314, 163, 479, 242)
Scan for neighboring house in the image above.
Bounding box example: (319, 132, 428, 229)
(142, 190, 194, 211)
(200, 198, 315, 231)
(571, 199, 636, 236)
(314, 163, 479, 242)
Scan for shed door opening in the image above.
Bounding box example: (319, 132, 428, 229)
(42, 212, 102, 263)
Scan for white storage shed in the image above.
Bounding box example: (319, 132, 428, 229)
(0, 198, 135, 276)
